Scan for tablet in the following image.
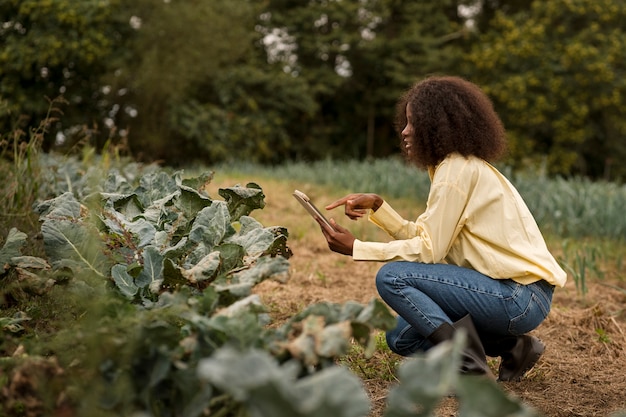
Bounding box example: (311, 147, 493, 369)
(292, 190, 335, 230)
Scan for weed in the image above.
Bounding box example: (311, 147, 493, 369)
(340, 331, 400, 382)
(559, 240, 616, 297)
(315, 270, 328, 286)
(596, 328, 611, 344)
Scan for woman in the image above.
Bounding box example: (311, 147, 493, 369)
(316, 75, 567, 381)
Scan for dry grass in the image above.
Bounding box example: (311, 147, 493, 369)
(209, 173, 626, 417)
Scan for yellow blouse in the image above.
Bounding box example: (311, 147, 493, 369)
(352, 153, 567, 287)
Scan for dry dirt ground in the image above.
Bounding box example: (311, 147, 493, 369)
(211, 175, 626, 417)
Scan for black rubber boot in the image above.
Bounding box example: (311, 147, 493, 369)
(428, 314, 494, 377)
(483, 335, 545, 382)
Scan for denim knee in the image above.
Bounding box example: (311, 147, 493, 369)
(385, 318, 431, 357)
(385, 328, 403, 355)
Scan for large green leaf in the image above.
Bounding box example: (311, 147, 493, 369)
(40, 220, 109, 278)
(35, 191, 82, 219)
(135, 171, 180, 208)
(189, 201, 234, 248)
(184, 242, 212, 268)
(218, 182, 265, 222)
(271, 299, 394, 362)
(99, 192, 136, 207)
(354, 298, 396, 331)
(177, 187, 213, 224)
(162, 258, 188, 290)
(129, 171, 181, 228)
(215, 243, 245, 275)
(160, 235, 190, 260)
(456, 375, 542, 417)
(100, 193, 144, 220)
(215, 294, 265, 319)
(112, 264, 139, 299)
(0, 228, 28, 275)
(286, 316, 353, 366)
(36, 193, 112, 280)
(102, 170, 134, 194)
(215, 256, 290, 299)
(181, 251, 221, 284)
(293, 365, 370, 417)
(126, 218, 157, 248)
(198, 347, 370, 417)
(177, 171, 214, 222)
(136, 246, 164, 293)
(285, 302, 343, 327)
(226, 216, 275, 256)
(206, 311, 266, 349)
(102, 209, 156, 248)
(384, 337, 464, 417)
(180, 171, 214, 193)
(142, 191, 180, 227)
(118, 195, 144, 220)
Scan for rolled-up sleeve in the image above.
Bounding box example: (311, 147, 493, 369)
(352, 167, 468, 263)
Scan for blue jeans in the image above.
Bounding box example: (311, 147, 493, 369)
(375, 261, 554, 356)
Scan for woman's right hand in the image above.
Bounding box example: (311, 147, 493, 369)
(325, 193, 383, 220)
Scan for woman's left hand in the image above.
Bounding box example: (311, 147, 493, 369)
(315, 217, 356, 256)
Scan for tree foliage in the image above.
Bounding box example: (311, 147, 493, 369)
(260, 0, 461, 159)
(170, 65, 317, 164)
(463, 0, 626, 179)
(115, 0, 266, 162)
(462, 0, 532, 33)
(2, 0, 626, 179)
(0, 0, 131, 141)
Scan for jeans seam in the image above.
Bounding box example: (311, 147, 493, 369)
(533, 282, 553, 306)
(401, 273, 510, 299)
(508, 292, 550, 334)
(532, 287, 551, 318)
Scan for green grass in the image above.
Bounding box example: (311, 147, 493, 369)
(211, 158, 626, 298)
(211, 158, 626, 241)
(340, 332, 401, 383)
(511, 172, 626, 240)
(209, 157, 432, 201)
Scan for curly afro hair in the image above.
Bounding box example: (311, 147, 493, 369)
(395, 75, 507, 169)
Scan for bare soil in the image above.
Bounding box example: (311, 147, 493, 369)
(212, 176, 626, 417)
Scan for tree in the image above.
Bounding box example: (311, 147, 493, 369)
(1, 0, 466, 166)
(169, 64, 317, 164)
(463, 0, 626, 179)
(0, 0, 131, 145)
(259, 0, 463, 159)
(459, 0, 532, 34)
(109, 0, 261, 162)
